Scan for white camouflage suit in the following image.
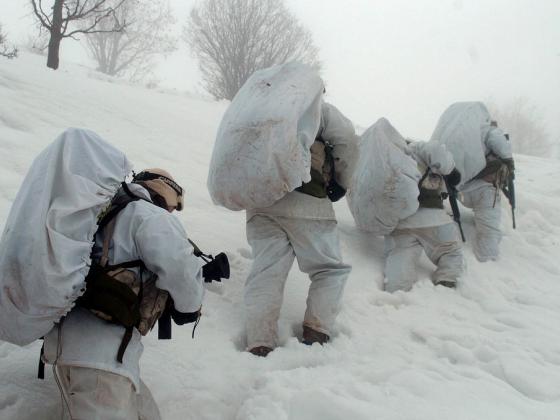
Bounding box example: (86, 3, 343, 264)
(458, 126, 512, 262)
(384, 142, 464, 292)
(244, 102, 358, 350)
(43, 184, 204, 420)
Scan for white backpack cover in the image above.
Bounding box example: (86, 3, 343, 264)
(429, 102, 492, 187)
(207, 62, 324, 211)
(0, 128, 132, 345)
(347, 118, 420, 235)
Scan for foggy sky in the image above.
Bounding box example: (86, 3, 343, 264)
(3, 0, 559, 142)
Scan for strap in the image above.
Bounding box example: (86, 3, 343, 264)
(188, 239, 204, 258)
(117, 327, 133, 363)
(103, 260, 145, 270)
(158, 307, 172, 340)
(96, 184, 149, 270)
(100, 219, 116, 267)
(114, 273, 144, 363)
(37, 342, 45, 380)
(97, 183, 145, 231)
(317, 134, 337, 187)
(191, 311, 202, 339)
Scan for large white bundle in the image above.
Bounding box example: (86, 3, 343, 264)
(0, 128, 132, 345)
(347, 118, 420, 235)
(429, 102, 492, 187)
(207, 62, 324, 211)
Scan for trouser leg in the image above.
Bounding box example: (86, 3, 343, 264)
(461, 184, 502, 261)
(283, 219, 351, 336)
(384, 231, 423, 292)
(417, 223, 464, 286)
(244, 215, 295, 349)
(55, 365, 138, 420)
(137, 380, 161, 420)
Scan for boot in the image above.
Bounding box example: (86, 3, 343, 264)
(435, 280, 456, 289)
(248, 346, 273, 357)
(302, 326, 329, 345)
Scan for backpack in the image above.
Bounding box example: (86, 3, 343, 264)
(429, 102, 492, 187)
(208, 61, 325, 211)
(0, 128, 132, 346)
(347, 118, 421, 235)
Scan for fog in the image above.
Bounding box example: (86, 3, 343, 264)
(3, 0, 559, 142)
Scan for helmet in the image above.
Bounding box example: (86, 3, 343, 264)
(133, 168, 184, 211)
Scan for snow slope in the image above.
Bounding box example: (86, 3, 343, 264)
(1, 53, 560, 420)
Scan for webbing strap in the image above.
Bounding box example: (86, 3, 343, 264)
(37, 342, 45, 380)
(97, 183, 145, 231)
(117, 327, 133, 363)
(100, 219, 116, 267)
(158, 308, 172, 340)
(104, 260, 145, 270)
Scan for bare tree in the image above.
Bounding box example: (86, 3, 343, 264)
(184, 0, 321, 100)
(30, 0, 128, 70)
(487, 97, 551, 157)
(83, 0, 176, 82)
(0, 23, 18, 59)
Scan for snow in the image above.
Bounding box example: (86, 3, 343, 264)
(1, 53, 560, 420)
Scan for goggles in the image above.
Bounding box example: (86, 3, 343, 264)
(133, 171, 184, 211)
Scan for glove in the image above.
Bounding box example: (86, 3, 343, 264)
(202, 252, 230, 283)
(170, 306, 201, 325)
(444, 168, 461, 188)
(326, 179, 347, 202)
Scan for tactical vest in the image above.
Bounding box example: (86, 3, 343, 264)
(78, 185, 169, 363)
(296, 135, 334, 199)
(417, 164, 446, 209)
(474, 153, 510, 188)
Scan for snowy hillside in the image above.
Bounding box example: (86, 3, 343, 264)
(1, 53, 560, 420)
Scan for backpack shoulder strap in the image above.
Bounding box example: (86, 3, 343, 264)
(95, 183, 149, 270)
(97, 183, 145, 231)
(418, 166, 431, 187)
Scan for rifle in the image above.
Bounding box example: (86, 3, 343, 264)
(501, 171, 516, 229)
(445, 180, 466, 242)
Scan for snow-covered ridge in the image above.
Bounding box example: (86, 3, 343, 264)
(1, 53, 559, 420)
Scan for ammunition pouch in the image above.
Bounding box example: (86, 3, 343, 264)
(474, 156, 514, 188)
(417, 169, 445, 209)
(418, 187, 445, 209)
(79, 262, 142, 329)
(296, 168, 328, 199)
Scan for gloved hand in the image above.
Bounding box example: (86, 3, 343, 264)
(170, 306, 201, 325)
(202, 252, 230, 283)
(444, 168, 461, 188)
(326, 179, 347, 202)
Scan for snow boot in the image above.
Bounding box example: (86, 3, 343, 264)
(435, 280, 456, 289)
(248, 346, 273, 357)
(302, 326, 329, 345)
